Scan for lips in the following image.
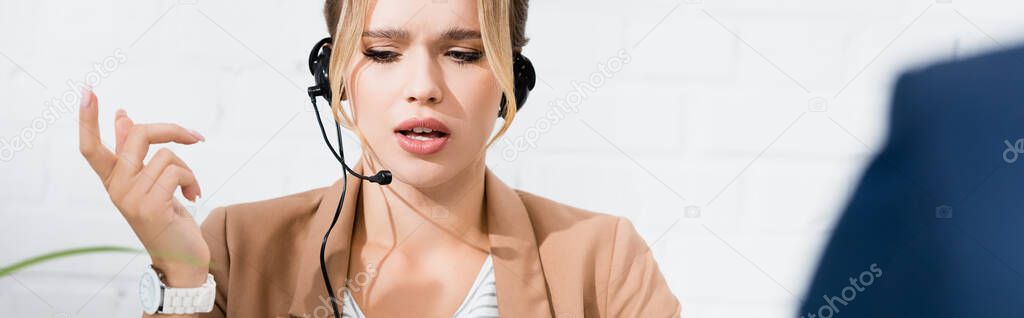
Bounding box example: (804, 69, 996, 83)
(393, 117, 451, 136)
(393, 117, 451, 155)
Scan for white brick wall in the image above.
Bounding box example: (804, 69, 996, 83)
(2, 0, 1023, 317)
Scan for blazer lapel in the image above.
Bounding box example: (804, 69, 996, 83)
(484, 166, 555, 317)
(288, 160, 553, 317)
(288, 161, 364, 316)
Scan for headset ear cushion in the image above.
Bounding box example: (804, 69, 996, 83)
(318, 47, 350, 101)
(308, 37, 339, 102)
(318, 47, 335, 101)
(499, 53, 537, 118)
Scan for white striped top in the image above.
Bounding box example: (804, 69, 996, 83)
(341, 254, 499, 318)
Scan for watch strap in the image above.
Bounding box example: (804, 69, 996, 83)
(160, 273, 216, 314)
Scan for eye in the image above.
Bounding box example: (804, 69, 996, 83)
(363, 49, 400, 64)
(446, 50, 482, 65)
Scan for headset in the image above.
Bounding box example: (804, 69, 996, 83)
(305, 36, 536, 318)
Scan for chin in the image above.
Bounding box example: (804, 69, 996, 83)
(373, 134, 483, 188)
(387, 154, 455, 188)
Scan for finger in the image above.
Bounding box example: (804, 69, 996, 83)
(151, 165, 198, 203)
(137, 148, 200, 201)
(114, 109, 134, 154)
(78, 86, 117, 181)
(115, 123, 205, 177)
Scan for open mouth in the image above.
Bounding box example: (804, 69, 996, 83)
(395, 128, 450, 141)
(393, 117, 452, 155)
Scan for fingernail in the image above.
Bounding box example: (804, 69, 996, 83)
(116, 109, 126, 118)
(188, 129, 205, 142)
(80, 85, 92, 109)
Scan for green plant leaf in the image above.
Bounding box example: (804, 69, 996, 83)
(0, 246, 142, 277)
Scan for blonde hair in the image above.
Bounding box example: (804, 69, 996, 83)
(323, 0, 529, 150)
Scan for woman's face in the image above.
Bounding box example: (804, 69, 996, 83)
(343, 0, 502, 188)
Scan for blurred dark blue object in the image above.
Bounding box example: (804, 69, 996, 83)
(799, 45, 1024, 318)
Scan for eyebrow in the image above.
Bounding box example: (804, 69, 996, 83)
(361, 26, 481, 41)
(439, 27, 481, 41)
(362, 28, 409, 40)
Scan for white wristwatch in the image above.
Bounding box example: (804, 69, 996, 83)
(139, 265, 217, 315)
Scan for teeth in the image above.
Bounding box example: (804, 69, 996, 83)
(407, 134, 434, 141)
(411, 127, 433, 133)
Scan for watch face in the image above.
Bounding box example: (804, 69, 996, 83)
(139, 269, 162, 314)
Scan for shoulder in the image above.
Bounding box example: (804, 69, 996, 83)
(885, 45, 1024, 152)
(894, 44, 1024, 103)
(514, 189, 649, 268)
(514, 189, 627, 245)
(199, 185, 327, 245)
(514, 189, 680, 316)
(196, 186, 330, 316)
(918, 44, 1024, 80)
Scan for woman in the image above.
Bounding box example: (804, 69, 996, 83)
(77, 0, 680, 316)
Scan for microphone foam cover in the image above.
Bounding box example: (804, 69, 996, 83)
(375, 170, 392, 185)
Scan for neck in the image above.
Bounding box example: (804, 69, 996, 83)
(355, 155, 490, 255)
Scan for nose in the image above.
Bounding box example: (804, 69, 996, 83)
(403, 50, 444, 106)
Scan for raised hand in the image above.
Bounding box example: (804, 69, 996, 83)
(78, 86, 210, 287)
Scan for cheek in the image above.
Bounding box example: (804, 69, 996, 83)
(450, 72, 501, 143)
(351, 66, 401, 104)
(447, 70, 502, 119)
(349, 68, 399, 130)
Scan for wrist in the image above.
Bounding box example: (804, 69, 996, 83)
(152, 263, 209, 288)
(140, 265, 216, 315)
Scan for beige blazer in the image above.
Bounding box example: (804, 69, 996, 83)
(198, 160, 681, 317)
